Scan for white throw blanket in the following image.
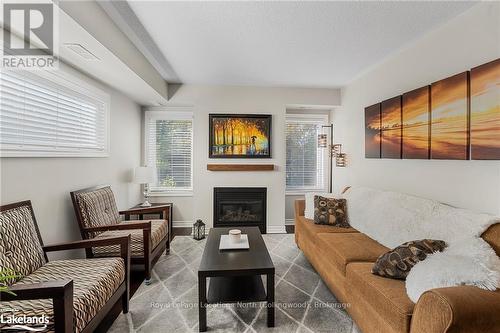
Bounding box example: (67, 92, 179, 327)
(343, 186, 500, 302)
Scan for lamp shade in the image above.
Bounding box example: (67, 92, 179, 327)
(318, 134, 328, 148)
(133, 166, 156, 184)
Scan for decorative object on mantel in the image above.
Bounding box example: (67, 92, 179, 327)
(207, 164, 274, 171)
(133, 166, 156, 207)
(193, 219, 206, 240)
(364, 57, 500, 160)
(209, 114, 272, 158)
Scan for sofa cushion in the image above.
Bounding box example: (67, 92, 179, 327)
(75, 187, 120, 230)
(93, 219, 168, 257)
(347, 262, 414, 333)
(317, 233, 388, 275)
(313, 196, 350, 227)
(0, 205, 46, 284)
(372, 239, 447, 280)
(296, 216, 358, 241)
(2, 258, 125, 333)
(305, 192, 337, 219)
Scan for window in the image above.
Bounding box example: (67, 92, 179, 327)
(145, 109, 193, 195)
(0, 70, 109, 157)
(286, 114, 328, 193)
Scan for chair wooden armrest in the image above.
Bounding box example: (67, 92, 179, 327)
(1, 280, 74, 332)
(43, 236, 131, 253)
(2, 279, 72, 301)
(83, 221, 152, 233)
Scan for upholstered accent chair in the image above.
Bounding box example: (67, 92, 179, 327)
(70, 185, 169, 283)
(0, 200, 131, 333)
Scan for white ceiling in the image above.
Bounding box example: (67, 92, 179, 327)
(127, 1, 476, 88)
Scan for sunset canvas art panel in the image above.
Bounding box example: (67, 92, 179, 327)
(430, 72, 469, 160)
(381, 96, 402, 159)
(365, 103, 381, 158)
(402, 86, 430, 159)
(209, 114, 271, 158)
(470, 58, 500, 160)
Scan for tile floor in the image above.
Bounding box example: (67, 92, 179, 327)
(109, 234, 360, 333)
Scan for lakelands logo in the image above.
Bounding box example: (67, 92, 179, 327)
(0, 313, 49, 331)
(1, 0, 59, 70)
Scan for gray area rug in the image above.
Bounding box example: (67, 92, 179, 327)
(109, 234, 360, 333)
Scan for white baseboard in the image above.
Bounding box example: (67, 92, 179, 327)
(285, 219, 295, 225)
(172, 221, 193, 228)
(267, 225, 287, 234)
(174, 222, 287, 234)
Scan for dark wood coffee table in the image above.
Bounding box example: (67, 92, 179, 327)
(198, 227, 275, 332)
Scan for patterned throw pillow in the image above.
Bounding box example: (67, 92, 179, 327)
(313, 195, 350, 227)
(372, 239, 447, 280)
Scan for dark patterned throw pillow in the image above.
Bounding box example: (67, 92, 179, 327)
(313, 195, 350, 227)
(372, 239, 447, 280)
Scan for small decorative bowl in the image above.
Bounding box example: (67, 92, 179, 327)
(229, 229, 242, 242)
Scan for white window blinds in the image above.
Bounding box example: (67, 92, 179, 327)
(286, 114, 328, 192)
(0, 70, 109, 157)
(145, 110, 193, 194)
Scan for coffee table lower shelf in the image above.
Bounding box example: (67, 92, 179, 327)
(207, 276, 267, 304)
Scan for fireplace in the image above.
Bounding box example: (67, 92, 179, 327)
(213, 187, 267, 234)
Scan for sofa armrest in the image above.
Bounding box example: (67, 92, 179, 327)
(411, 286, 500, 333)
(295, 199, 305, 218)
(1, 280, 73, 332)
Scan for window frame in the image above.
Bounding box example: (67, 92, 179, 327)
(0, 69, 110, 158)
(144, 108, 194, 196)
(285, 113, 329, 195)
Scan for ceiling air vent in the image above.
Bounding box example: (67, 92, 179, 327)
(64, 43, 100, 61)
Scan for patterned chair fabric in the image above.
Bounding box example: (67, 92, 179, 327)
(0, 205, 46, 285)
(1, 258, 125, 333)
(74, 187, 121, 232)
(93, 219, 168, 257)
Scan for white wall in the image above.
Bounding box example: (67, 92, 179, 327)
(149, 85, 340, 232)
(0, 63, 143, 254)
(333, 2, 500, 215)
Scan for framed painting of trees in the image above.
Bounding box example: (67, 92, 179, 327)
(209, 114, 272, 158)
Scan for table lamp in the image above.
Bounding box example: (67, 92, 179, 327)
(134, 166, 156, 207)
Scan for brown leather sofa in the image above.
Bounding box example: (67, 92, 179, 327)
(294, 194, 500, 333)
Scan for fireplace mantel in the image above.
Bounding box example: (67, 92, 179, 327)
(207, 164, 274, 171)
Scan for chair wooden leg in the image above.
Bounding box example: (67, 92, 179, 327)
(143, 228, 152, 284)
(145, 252, 152, 284)
(165, 237, 170, 255)
(53, 281, 73, 333)
(122, 290, 129, 313)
